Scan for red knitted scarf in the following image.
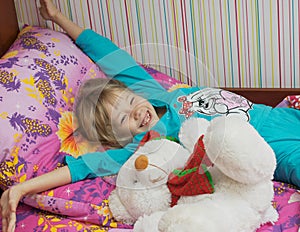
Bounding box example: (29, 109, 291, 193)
(167, 135, 214, 207)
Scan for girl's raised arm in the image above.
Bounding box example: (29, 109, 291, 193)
(39, 0, 165, 97)
(39, 0, 83, 40)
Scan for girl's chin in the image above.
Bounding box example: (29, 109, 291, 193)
(117, 137, 134, 147)
(149, 118, 159, 128)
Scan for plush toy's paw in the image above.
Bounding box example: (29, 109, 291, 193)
(134, 211, 165, 232)
(159, 196, 265, 232)
(204, 116, 276, 184)
(260, 205, 279, 225)
(158, 200, 233, 232)
(108, 189, 136, 225)
(179, 118, 210, 153)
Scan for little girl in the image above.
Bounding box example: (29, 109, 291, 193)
(1, 0, 300, 231)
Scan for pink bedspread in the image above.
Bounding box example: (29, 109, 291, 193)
(3, 181, 298, 232)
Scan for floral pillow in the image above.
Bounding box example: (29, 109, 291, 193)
(0, 25, 104, 186)
(0, 25, 123, 227)
(0, 25, 182, 229)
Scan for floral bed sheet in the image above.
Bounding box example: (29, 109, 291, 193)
(6, 181, 300, 232)
(0, 25, 299, 232)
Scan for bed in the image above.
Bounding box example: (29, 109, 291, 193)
(0, 1, 299, 232)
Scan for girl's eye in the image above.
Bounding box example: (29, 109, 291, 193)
(121, 115, 127, 124)
(130, 97, 134, 105)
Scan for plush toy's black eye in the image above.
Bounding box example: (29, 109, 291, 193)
(133, 179, 138, 184)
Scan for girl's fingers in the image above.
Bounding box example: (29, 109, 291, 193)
(2, 216, 8, 232)
(7, 213, 16, 232)
(1, 189, 18, 232)
(1, 193, 8, 232)
(8, 190, 18, 215)
(40, 0, 46, 6)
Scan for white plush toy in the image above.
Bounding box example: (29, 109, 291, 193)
(108, 116, 279, 232)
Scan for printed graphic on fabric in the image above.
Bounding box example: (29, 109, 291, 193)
(178, 88, 253, 121)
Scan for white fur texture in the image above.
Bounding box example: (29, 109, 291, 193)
(109, 139, 190, 222)
(109, 116, 278, 232)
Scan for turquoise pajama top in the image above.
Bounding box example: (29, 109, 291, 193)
(65, 29, 300, 188)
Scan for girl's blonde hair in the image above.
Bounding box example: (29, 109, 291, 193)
(75, 78, 128, 148)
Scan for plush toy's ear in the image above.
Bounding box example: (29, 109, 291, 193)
(108, 189, 136, 225)
(179, 118, 210, 153)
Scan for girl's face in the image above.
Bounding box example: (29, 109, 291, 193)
(107, 90, 159, 145)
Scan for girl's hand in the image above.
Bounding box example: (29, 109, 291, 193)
(0, 166, 71, 232)
(39, 0, 60, 21)
(0, 186, 24, 232)
(39, 0, 83, 40)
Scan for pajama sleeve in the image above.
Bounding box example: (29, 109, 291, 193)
(75, 29, 165, 98)
(65, 137, 140, 182)
(65, 148, 131, 183)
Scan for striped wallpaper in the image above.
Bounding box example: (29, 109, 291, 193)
(14, 0, 300, 88)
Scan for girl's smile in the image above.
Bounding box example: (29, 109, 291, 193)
(140, 110, 151, 127)
(106, 89, 160, 145)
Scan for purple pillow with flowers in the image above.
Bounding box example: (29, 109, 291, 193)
(0, 25, 106, 185)
(0, 25, 127, 229)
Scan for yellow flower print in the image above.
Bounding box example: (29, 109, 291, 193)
(56, 112, 97, 158)
(51, 38, 60, 43)
(18, 26, 33, 37)
(0, 112, 8, 119)
(61, 86, 75, 106)
(1, 50, 18, 59)
(65, 201, 73, 209)
(168, 83, 191, 92)
(91, 203, 112, 218)
(13, 133, 23, 143)
(39, 53, 47, 59)
(33, 164, 39, 172)
(88, 68, 97, 78)
(54, 50, 61, 57)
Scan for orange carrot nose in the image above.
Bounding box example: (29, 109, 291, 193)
(135, 155, 149, 171)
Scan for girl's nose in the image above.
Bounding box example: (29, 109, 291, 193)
(131, 107, 141, 120)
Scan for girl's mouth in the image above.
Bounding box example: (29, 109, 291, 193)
(140, 111, 151, 127)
